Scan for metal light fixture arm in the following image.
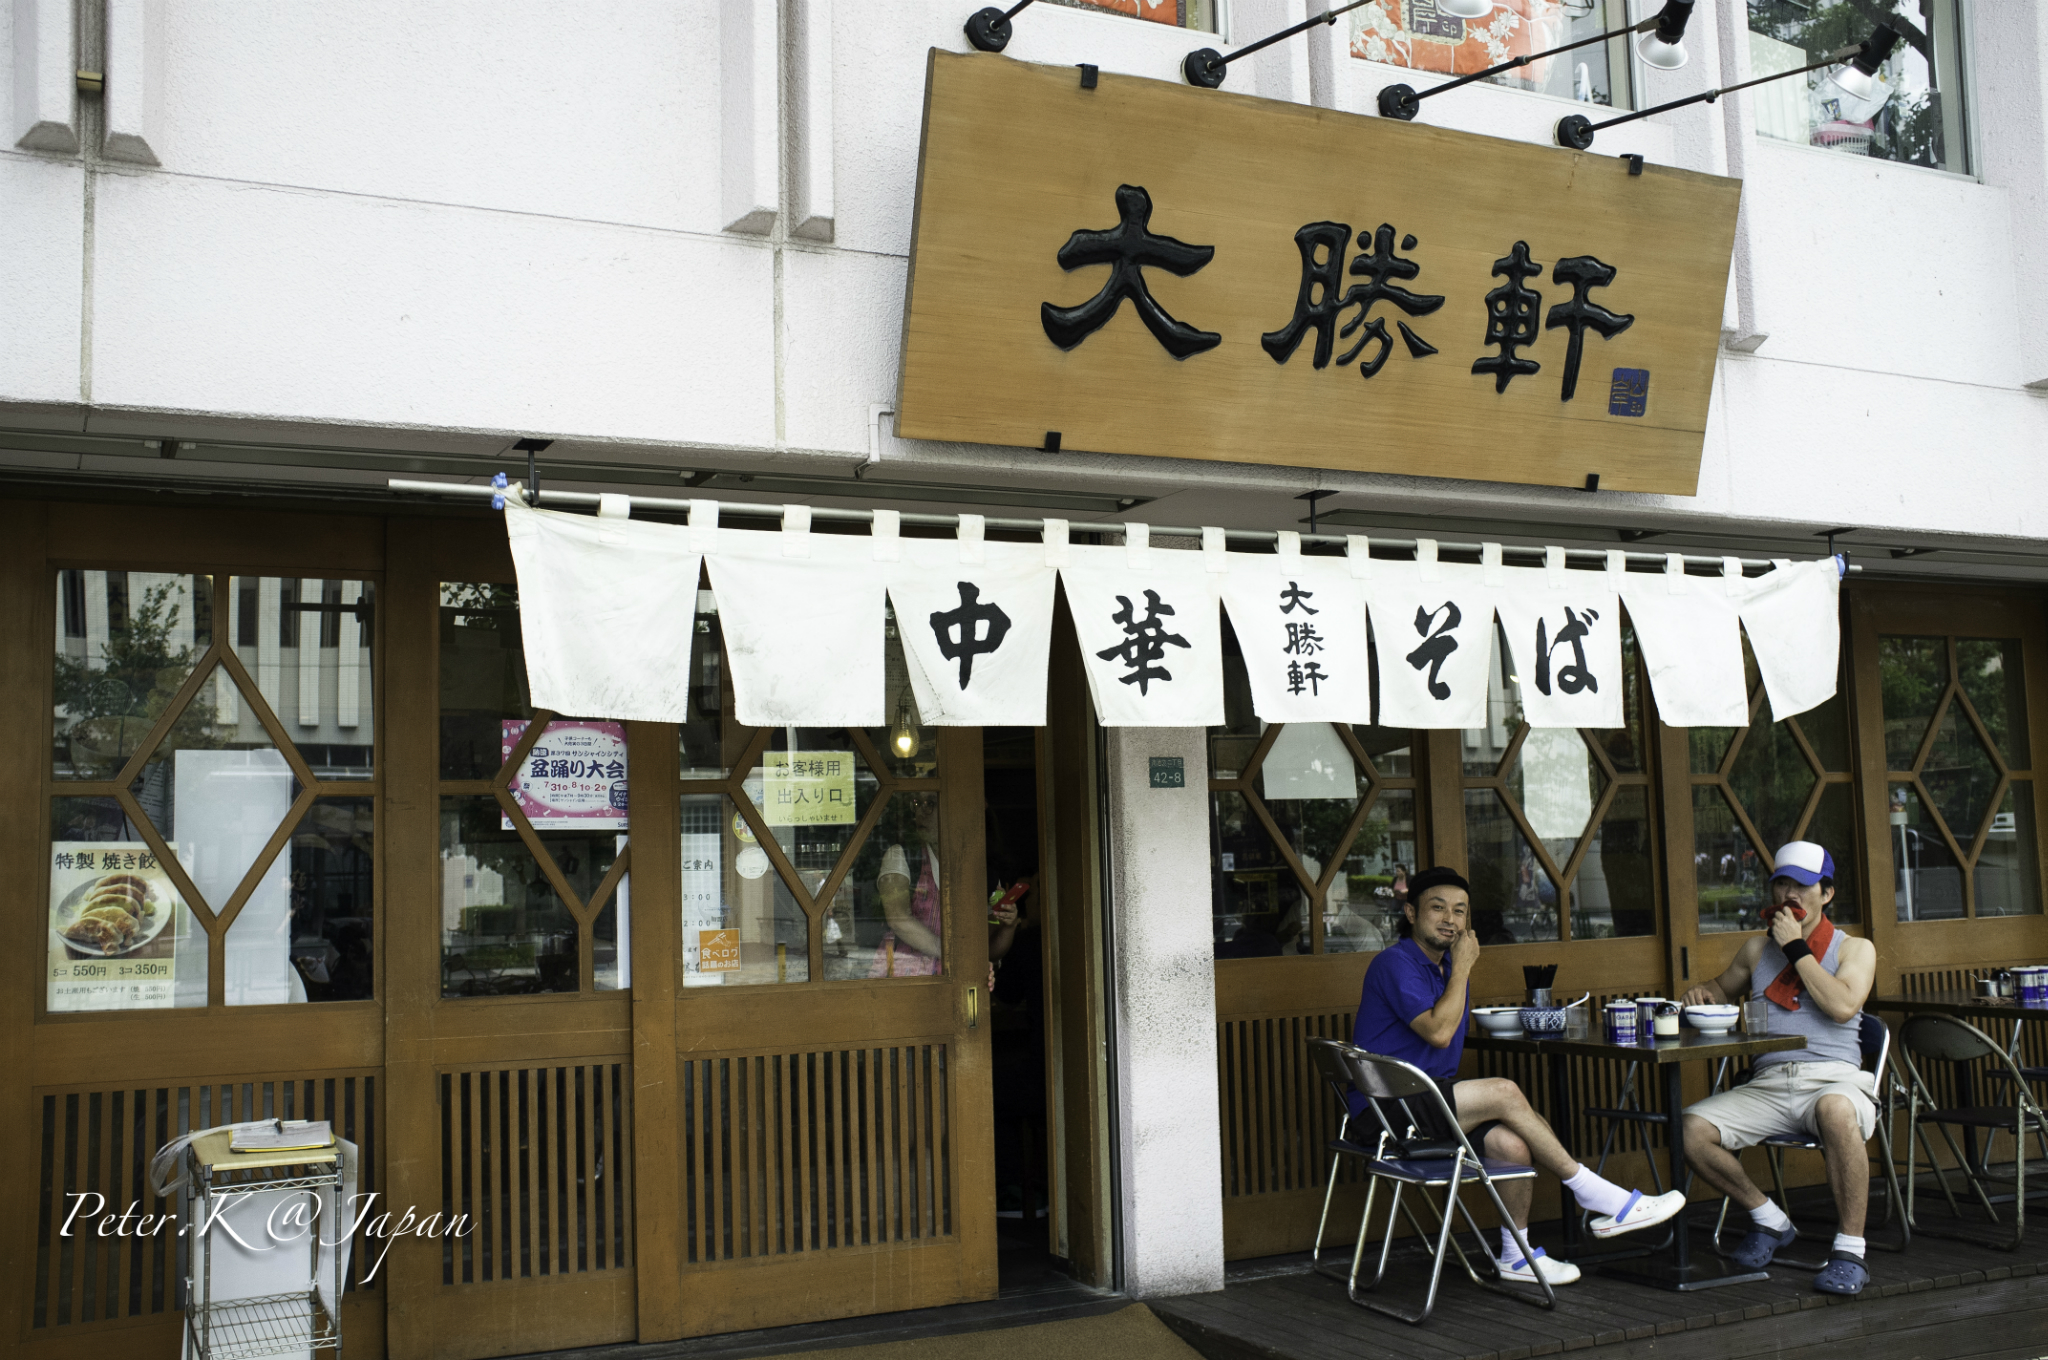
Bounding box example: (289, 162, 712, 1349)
(1553, 24, 1900, 150)
(1378, 0, 1692, 121)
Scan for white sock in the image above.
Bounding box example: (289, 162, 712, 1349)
(1750, 1200, 1793, 1233)
(1500, 1226, 1531, 1262)
(1833, 1233, 1866, 1259)
(1561, 1164, 1634, 1218)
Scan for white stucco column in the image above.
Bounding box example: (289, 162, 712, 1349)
(1104, 726, 1224, 1298)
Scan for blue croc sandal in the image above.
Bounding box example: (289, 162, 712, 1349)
(1731, 1224, 1800, 1269)
(1814, 1251, 1869, 1296)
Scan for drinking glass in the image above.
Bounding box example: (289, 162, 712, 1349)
(1741, 998, 1770, 1035)
(1565, 1008, 1592, 1040)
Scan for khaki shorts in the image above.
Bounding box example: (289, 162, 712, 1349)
(1686, 1060, 1877, 1149)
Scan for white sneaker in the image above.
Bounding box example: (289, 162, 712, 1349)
(1498, 1247, 1581, 1285)
(1590, 1189, 1688, 1239)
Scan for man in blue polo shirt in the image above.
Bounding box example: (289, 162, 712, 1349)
(1353, 866, 1687, 1286)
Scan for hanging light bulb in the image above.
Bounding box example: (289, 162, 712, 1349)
(890, 689, 922, 762)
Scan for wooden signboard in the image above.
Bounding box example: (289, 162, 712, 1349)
(896, 50, 1742, 495)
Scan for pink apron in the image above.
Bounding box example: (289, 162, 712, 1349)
(870, 847, 943, 978)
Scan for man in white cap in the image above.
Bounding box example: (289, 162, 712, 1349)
(1680, 841, 1878, 1296)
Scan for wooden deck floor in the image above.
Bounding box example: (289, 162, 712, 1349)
(1151, 1209, 2048, 1360)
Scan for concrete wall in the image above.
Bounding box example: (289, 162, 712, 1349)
(0, 0, 2041, 551)
(1104, 724, 1224, 1298)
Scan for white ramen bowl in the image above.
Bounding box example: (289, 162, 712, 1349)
(1472, 1007, 1525, 1036)
(1685, 1004, 1740, 1035)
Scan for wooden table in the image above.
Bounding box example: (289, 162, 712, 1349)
(1469, 1028, 1802, 1291)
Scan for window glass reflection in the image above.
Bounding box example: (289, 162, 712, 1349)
(54, 571, 215, 780)
(1465, 789, 1560, 944)
(1327, 789, 1418, 954)
(1695, 784, 1766, 933)
(1976, 784, 2044, 919)
(827, 792, 943, 979)
(1892, 783, 1963, 922)
(679, 794, 807, 987)
(1747, 0, 1968, 174)
(1351, 0, 1633, 110)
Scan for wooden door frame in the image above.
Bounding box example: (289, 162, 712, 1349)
(1847, 581, 2048, 984)
(7, 498, 391, 1358)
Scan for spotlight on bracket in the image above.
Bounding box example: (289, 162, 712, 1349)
(1554, 19, 1900, 152)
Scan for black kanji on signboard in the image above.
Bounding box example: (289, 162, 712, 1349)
(1545, 257, 1634, 402)
(1471, 241, 1544, 394)
(1042, 186, 1221, 360)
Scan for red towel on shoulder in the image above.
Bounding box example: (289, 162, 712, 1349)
(1763, 910, 1833, 1011)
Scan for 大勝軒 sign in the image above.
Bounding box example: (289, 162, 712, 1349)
(896, 52, 1740, 494)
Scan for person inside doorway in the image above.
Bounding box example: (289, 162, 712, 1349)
(1680, 841, 1878, 1297)
(1352, 867, 1688, 1285)
(871, 792, 942, 977)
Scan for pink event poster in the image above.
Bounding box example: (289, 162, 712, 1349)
(502, 720, 629, 830)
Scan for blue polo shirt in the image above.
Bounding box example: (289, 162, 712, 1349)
(1351, 937, 1467, 1098)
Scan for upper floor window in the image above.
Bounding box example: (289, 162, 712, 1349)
(1350, 1, 1635, 111)
(1747, 0, 1968, 174)
(1048, 0, 1219, 33)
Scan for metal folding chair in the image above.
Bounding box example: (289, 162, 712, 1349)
(1901, 1013, 2048, 1251)
(1306, 1037, 1441, 1284)
(1338, 1047, 1555, 1324)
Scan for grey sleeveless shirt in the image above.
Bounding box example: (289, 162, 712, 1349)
(1751, 929, 1862, 1070)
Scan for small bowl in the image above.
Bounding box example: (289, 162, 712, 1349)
(1684, 1004, 1740, 1035)
(1519, 1006, 1568, 1035)
(1473, 1006, 1525, 1036)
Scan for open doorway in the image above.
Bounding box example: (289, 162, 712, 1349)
(984, 725, 1061, 1290)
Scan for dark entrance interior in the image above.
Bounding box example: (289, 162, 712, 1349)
(984, 725, 1061, 1290)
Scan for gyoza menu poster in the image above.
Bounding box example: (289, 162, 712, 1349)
(47, 843, 180, 1011)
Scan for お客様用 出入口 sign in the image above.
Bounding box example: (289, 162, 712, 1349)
(895, 51, 1740, 495)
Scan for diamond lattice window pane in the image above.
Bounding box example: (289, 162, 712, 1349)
(1975, 784, 2043, 918)
(681, 792, 810, 986)
(1890, 783, 1964, 922)
(54, 571, 215, 780)
(1507, 727, 1604, 867)
(1726, 701, 1818, 852)
(1464, 789, 1559, 944)
(1213, 789, 1291, 958)
(1575, 786, 1657, 940)
(228, 576, 375, 776)
(439, 582, 533, 781)
(1796, 687, 1853, 773)
(1694, 785, 1766, 934)
(1327, 788, 1419, 955)
(440, 794, 580, 997)
(128, 664, 291, 919)
(237, 796, 375, 1002)
(1958, 638, 2030, 772)
(1922, 702, 2001, 845)
(1351, 724, 1412, 778)
(1688, 725, 1742, 776)
(1879, 636, 1947, 770)
(825, 791, 941, 981)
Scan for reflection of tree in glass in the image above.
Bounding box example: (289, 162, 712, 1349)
(54, 580, 220, 778)
(1747, 0, 1944, 168)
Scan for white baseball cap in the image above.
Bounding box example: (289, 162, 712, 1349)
(1772, 841, 1835, 886)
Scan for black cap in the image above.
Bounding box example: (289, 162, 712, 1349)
(1407, 866, 1471, 905)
